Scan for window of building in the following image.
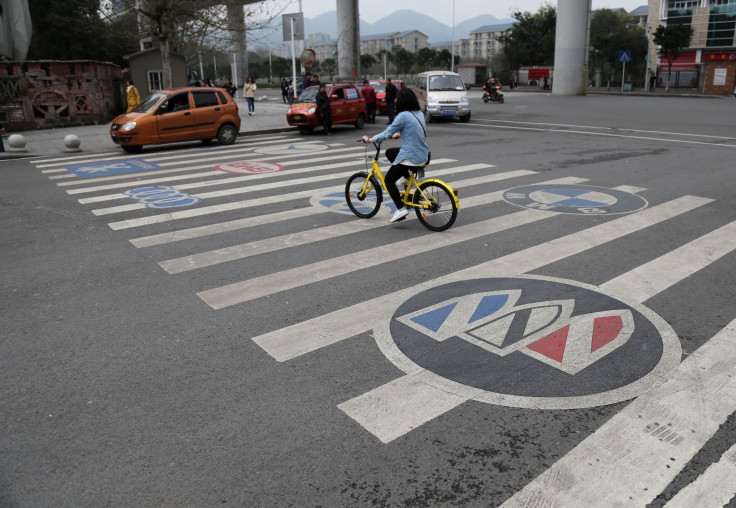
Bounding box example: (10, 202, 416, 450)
(147, 69, 163, 93)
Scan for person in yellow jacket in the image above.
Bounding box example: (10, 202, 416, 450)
(126, 80, 140, 112)
(243, 76, 257, 115)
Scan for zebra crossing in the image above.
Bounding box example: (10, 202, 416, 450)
(31, 133, 736, 506)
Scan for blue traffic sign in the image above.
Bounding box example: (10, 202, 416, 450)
(619, 50, 631, 63)
(65, 159, 162, 178)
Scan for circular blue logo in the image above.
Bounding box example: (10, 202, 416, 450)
(374, 275, 680, 409)
(504, 184, 648, 215)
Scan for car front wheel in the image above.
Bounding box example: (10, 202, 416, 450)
(217, 124, 238, 145)
(354, 113, 365, 129)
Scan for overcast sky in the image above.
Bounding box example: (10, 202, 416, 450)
(287, 0, 647, 24)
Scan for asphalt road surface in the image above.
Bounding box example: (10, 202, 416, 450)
(2, 92, 736, 507)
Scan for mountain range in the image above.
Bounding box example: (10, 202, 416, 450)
(306, 10, 514, 44)
(255, 10, 514, 49)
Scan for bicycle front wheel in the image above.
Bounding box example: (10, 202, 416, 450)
(413, 181, 458, 231)
(345, 171, 383, 218)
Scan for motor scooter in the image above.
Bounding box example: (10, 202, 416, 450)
(482, 84, 504, 104)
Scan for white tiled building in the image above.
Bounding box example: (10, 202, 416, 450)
(311, 30, 429, 62)
(459, 23, 513, 61)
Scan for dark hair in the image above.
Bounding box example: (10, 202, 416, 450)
(395, 88, 420, 113)
(247, 75, 254, 83)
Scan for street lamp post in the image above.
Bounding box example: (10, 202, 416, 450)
(451, 0, 455, 72)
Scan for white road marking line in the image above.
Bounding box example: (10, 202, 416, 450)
(663, 443, 736, 508)
(93, 157, 460, 216)
(337, 376, 468, 444)
(80, 147, 372, 204)
(341, 200, 729, 444)
(602, 220, 736, 302)
(475, 118, 736, 141)
(501, 319, 736, 508)
(197, 208, 556, 309)
(31, 135, 289, 167)
(62, 145, 363, 191)
(41, 168, 71, 174)
(469, 122, 736, 148)
(251, 196, 710, 362)
(160, 174, 579, 274)
(105, 161, 475, 229)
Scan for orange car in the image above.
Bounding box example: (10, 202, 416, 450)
(371, 79, 404, 114)
(110, 87, 241, 153)
(286, 83, 366, 134)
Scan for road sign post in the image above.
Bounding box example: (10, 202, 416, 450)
(619, 50, 631, 93)
(283, 13, 304, 102)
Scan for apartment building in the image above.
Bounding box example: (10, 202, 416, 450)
(459, 23, 513, 62)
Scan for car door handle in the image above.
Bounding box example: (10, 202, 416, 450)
(184, 112, 190, 116)
(214, 107, 220, 111)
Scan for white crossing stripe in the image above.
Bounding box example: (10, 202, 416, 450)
(64, 146, 364, 193)
(663, 443, 736, 508)
(602, 219, 736, 302)
(197, 208, 557, 309)
(32, 135, 289, 167)
(342, 210, 736, 445)
(251, 196, 710, 362)
(337, 376, 468, 444)
(158, 172, 565, 273)
(106, 162, 484, 230)
(501, 319, 736, 507)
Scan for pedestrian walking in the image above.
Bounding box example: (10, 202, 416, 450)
(361, 80, 377, 124)
(0, 128, 5, 152)
(244, 76, 257, 116)
(224, 78, 237, 97)
(281, 78, 289, 103)
(650, 73, 657, 92)
(126, 80, 140, 112)
(385, 77, 398, 124)
(316, 83, 333, 136)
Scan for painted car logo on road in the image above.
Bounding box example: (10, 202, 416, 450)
(65, 159, 162, 178)
(374, 276, 681, 409)
(504, 184, 648, 215)
(215, 161, 284, 174)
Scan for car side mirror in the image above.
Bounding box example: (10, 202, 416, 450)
(330, 94, 339, 100)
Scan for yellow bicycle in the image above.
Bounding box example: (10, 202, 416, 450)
(345, 141, 459, 231)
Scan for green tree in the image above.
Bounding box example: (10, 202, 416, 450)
(653, 23, 695, 91)
(415, 47, 437, 71)
(360, 54, 377, 76)
(27, 0, 138, 65)
(321, 58, 337, 80)
(498, 5, 556, 69)
(433, 48, 453, 70)
(589, 9, 648, 88)
(391, 46, 414, 74)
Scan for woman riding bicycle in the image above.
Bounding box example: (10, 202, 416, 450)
(362, 88, 428, 223)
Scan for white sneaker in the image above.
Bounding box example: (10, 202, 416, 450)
(390, 208, 410, 223)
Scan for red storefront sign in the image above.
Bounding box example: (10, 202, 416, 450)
(705, 53, 736, 61)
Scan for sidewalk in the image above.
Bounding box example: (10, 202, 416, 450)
(0, 96, 295, 160)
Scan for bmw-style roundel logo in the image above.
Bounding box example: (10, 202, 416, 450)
(374, 275, 680, 409)
(504, 184, 648, 215)
(310, 191, 398, 215)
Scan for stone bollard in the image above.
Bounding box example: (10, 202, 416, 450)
(7, 134, 27, 152)
(259, 95, 269, 102)
(64, 134, 82, 152)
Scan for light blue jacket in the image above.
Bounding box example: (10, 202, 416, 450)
(372, 110, 428, 165)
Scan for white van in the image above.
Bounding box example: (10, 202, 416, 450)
(412, 71, 471, 123)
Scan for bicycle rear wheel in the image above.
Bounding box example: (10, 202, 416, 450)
(412, 181, 458, 231)
(345, 171, 382, 218)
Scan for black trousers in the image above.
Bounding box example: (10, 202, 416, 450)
(386, 100, 395, 123)
(384, 147, 412, 209)
(366, 102, 376, 123)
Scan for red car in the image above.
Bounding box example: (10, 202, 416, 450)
(370, 79, 404, 114)
(286, 83, 367, 134)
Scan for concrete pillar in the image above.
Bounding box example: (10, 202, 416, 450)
(552, 0, 592, 96)
(227, 0, 247, 85)
(336, 0, 360, 79)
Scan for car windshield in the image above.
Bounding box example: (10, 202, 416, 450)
(373, 83, 386, 92)
(428, 75, 465, 91)
(134, 92, 167, 113)
(295, 86, 319, 103)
